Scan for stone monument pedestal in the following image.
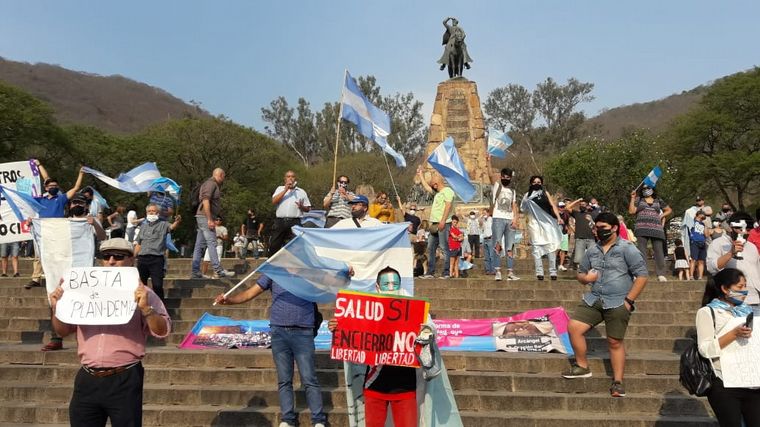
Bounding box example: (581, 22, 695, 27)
(422, 78, 488, 186)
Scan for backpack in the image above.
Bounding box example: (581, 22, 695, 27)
(679, 307, 715, 396)
(189, 182, 203, 215)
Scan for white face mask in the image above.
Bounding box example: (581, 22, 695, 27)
(146, 214, 159, 223)
(469, 215, 476, 219)
(409, 210, 416, 215)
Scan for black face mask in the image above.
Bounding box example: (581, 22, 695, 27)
(596, 228, 614, 243)
(70, 206, 87, 217)
(723, 208, 731, 213)
(500, 178, 511, 186)
(48, 187, 60, 196)
(529, 184, 542, 192)
(351, 208, 367, 219)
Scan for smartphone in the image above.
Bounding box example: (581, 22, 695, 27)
(746, 312, 754, 330)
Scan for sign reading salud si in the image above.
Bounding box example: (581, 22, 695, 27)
(55, 267, 140, 325)
(331, 290, 429, 367)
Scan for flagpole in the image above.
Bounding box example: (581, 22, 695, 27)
(332, 69, 347, 185)
(382, 152, 401, 204)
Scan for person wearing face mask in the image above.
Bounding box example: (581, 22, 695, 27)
(565, 198, 597, 271)
(714, 203, 735, 232)
(521, 175, 563, 281)
(67, 194, 107, 241)
(134, 204, 181, 301)
(323, 175, 356, 228)
(563, 213, 648, 398)
(628, 185, 672, 281)
(486, 155, 520, 281)
(707, 212, 760, 306)
(396, 196, 422, 243)
(332, 195, 383, 229)
(696, 268, 760, 426)
(241, 208, 264, 259)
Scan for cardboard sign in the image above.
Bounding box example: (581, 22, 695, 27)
(331, 290, 429, 367)
(0, 160, 41, 244)
(55, 267, 140, 325)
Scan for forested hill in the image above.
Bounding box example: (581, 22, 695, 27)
(585, 86, 707, 139)
(0, 57, 209, 134)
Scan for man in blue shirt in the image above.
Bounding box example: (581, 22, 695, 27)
(215, 275, 326, 427)
(561, 212, 649, 398)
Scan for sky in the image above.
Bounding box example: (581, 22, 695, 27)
(2, 1, 759, 131)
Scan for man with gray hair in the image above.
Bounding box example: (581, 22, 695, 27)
(134, 203, 181, 301)
(191, 168, 235, 279)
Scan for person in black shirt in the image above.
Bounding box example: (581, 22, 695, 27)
(240, 208, 264, 259)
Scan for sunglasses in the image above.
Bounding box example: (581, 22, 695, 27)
(100, 252, 129, 261)
(338, 180, 348, 184)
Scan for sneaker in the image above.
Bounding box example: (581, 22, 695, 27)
(41, 340, 63, 352)
(0, 273, 6, 277)
(190, 272, 204, 279)
(495, 270, 502, 281)
(13, 273, 19, 277)
(278, 422, 296, 427)
(558, 265, 568, 271)
(24, 280, 41, 289)
(419, 274, 435, 279)
(550, 275, 558, 281)
(507, 273, 520, 281)
(657, 275, 668, 282)
(314, 423, 326, 427)
(610, 381, 626, 397)
(438, 275, 449, 280)
(562, 363, 592, 379)
(536, 275, 544, 281)
(213, 269, 237, 279)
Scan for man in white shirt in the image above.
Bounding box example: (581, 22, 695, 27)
(125, 207, 142, 243)
(707, 212, 760, 305)
(332, 196, 382, 229)
(270, 170, 311, 256)
(487, 155, 520, 281)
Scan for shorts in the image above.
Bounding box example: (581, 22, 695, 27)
(0, 242, 20, 258)
(675, 259, 689, 270)
(203, 245, 224, 262)
(572, 299, 631, 340)
(690, 242, 707, 261)
(449, 248, 462, 258)
(560, 234, 569, 252)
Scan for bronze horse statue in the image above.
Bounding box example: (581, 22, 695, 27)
(438, 17, 473, 79)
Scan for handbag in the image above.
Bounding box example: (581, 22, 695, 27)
(679, 307, 716, 397)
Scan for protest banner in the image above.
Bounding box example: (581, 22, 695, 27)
(0, 160, 41, 244)
(54, 267, 139, 325)
(331, 290, 429, 367)
(717, 315, 760, 388)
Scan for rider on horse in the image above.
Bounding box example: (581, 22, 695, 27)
(438, 17, 473, 75)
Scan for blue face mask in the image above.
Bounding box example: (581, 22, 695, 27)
(727, 290, 749, 306)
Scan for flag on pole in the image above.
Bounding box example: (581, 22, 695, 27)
(341, 71, 406, 168)
(258, 224, 413, 303)
(487, 128, 513, 158)
(0, 185, 44, 222)
(427, 136, 477, 202)
(642, 166, 663, 188)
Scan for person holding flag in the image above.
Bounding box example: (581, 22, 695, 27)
(416, 166, 455, 279)
(628, 182, 672, 282)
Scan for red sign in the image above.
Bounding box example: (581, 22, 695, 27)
(330, 290, 430, 367)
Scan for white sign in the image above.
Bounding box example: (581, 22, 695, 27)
(0, 160, 41, 244)
(55, 267, 140, 325)
(718, 315, 760, 388)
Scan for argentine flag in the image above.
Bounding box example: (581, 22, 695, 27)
(341, 71, 406, 168)
(258, 224, 413, 303)
(487, 128, 513, 158)
(32, 218, 96, 295)
(427, 136, 477, 203)
(0, 185, 44, 222)
(642, 166, 663, 188)
(83, 163, 181, 197)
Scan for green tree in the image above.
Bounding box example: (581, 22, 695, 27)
(667, 68, 760, 211)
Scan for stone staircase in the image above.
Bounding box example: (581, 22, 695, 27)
(0, 258, 716, 426)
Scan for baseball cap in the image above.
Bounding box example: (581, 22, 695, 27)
(99, 238, 134, 256)
(558, 201, 566, 207)
(349, 195, 369, 205)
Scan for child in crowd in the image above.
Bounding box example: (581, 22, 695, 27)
(448, 215, 464, 278)
(674, 238, 690, 280)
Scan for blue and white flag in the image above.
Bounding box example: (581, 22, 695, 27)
(32, 218, 95, 295)
(0, 185, 44, 222)
(427, 136, 477, 202)
(83, 163, 180, 196)
(341, 71, 406, 168)
(642, 166, 663, 188)
(487, 128, 513, 158)
(258, 224, 413, 303)
(301, 210, 327, 228)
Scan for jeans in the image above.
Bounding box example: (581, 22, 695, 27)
(241, 237, 259, 259)
(491, 218, 515, 270)
(573, 238, 596, 265)
(270, 326, 326, 425)
(483, 238, 495, 273)
(426, 223, 450, 276)
(191, 215, 221, 275)
(533, 246, 557, 277)
(636, 235, 667, 277)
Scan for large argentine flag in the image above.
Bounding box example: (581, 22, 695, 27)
(487, 128, 513, 158)
(642, 166, 663, 188)
(0, 186, 44, 222)
(427, 136, 477, 202)
(83, 163, 181, 198)
(258, 224, 413, 303)
(32, 218, 95, 295)
(341, 71, 406, 168)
